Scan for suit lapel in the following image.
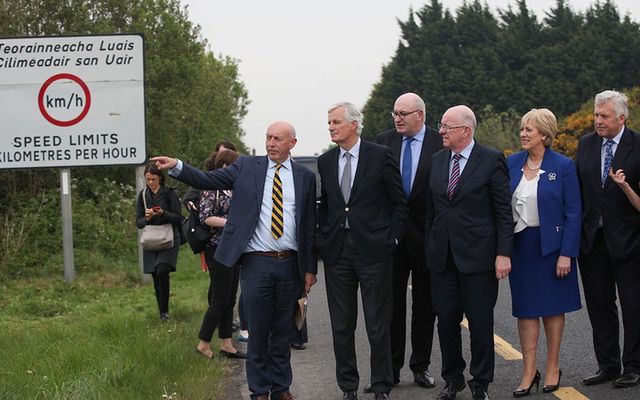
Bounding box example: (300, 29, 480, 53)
(291, 160, 304, 226)
(452, 144, 482, 198)
(350, 140, 370, 201)
(390, 132, 402, 161)
(255, 156, 268, 207)
(411, 132, 432, 199)
(327, 147, 344, 205)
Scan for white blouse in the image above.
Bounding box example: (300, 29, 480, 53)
(512, 169, 544, 233)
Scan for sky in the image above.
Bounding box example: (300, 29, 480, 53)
(181, 0, 640, 156)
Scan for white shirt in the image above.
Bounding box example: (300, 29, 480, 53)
(339, 137, 361, 192)
(449, 139, 475, 177)
(512, 169, 543, 233)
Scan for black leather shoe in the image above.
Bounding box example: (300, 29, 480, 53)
(542, 370, 562, 393)
(414, 370, 436, 388)
(343, 391, 357, 400)
(218, 349, 247, 359)
(470, 386, 490, 400)
(437, 381, 466, 400)
(364, 377, 399, 393)
(582, 369, 619, 386)
(613, 372, 640, 388)
(291, 342, 306, 350)
(374, 393, 390, 400)
(513, 370, 540, 397)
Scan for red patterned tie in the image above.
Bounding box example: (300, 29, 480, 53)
(447, 153, 461, 199)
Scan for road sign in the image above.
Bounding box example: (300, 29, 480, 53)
(0, 34, 146, 169)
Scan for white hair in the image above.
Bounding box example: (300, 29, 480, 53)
(595, 90, 629, 118)
(328, 102, 363, 135)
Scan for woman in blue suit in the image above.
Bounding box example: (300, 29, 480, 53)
(507, 109, 582, 397)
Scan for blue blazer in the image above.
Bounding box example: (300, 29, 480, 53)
(175, 156, 317, 280)
(507, 149, 581, 257)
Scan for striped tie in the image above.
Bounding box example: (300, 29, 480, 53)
(447, 153, 461, 199)
(271, 163, 284, 239)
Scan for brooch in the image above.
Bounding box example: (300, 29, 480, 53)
(548, 173, 556, 181)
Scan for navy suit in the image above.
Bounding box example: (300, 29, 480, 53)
(425, 142, 512, 389)
(576, 127, 640, 375)
(376, 127, 442, 379)
(173, 156, 317, 399)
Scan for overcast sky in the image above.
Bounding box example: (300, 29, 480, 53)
(181, 0, 640, 156)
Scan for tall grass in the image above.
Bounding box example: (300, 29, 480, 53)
(0, 252, 231, 400)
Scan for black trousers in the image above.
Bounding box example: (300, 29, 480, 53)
(579, 228, 640, 374)
(151, 263, 172, 314)
(325, 231, 393, 393)
(430, 247, 497, 389)
(390, 242, 435, 377)
(198, 246, 240, 342)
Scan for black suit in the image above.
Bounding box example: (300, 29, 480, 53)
(425, 142, 512, 389)
(576, 128, 640, 375)
(376, 126, 442, 379)
(317, 139, 407, 393)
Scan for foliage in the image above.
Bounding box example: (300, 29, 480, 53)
(475, 106, 521, 154)
(0, 0, 249, 279)
(0, 251, 227, 399)
(362, 0, 640, 139)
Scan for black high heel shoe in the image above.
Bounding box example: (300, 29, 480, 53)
(513, 370, 540, 398)
(543, 370, 562, 393)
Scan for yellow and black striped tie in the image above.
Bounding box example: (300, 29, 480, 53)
(271, 163, 284, 239)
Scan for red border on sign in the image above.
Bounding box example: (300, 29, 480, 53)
(38, 73, 91, 127)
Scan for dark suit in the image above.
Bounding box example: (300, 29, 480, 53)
(317, 139, 407, 393)
(173, 156, 317, 399)
(576, 127, 640, 375)
(425, 142, 512, 389)
(376, 127, 442, 379)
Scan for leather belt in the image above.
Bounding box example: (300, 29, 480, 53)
(247, 250, 296, 259)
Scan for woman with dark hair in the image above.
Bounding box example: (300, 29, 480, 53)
(136, 161, 183, 321)
(195, 149, 246, 359)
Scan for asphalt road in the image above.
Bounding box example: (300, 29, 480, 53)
(227, 261, 639, 400)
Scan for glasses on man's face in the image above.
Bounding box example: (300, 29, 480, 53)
(391, 110, 421, 119)
(437, 123, 466, 132)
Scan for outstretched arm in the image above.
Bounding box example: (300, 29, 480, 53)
(610, 168, 640, 212)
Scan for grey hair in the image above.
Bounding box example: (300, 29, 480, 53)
(329, 102, 363, 135)
(461, 107, 477, 133)
(595, 90, 629, 118)
(413, 95, 426, 113)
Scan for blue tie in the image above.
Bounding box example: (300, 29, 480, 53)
(402, 137, 414, 198)
(602, 139, 614, 186)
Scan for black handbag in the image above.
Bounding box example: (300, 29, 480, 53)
(183, 203, 211, 254)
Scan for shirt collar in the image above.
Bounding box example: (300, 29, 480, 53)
(603, 126, 625, 146)
(404, 125, 426, 143)
(340, 137, 361, 159)
(268, 156, 292, 170)
(451, 139, 475, 160)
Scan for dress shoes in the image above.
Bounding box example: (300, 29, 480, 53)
(343, 391, 357, 400)
(542, 370, 561, 393)
(437, 381, 466, 400)
(218, 349, 247, 359)
(470, 386, 490, 400)
(255, 396, 268, 400)
(414, 370, 436, 388)
(364, 377, 399, 393)
(291, 342, 307, 350)
(272, 390, 295, 400)
(374, 393, 390, 400)
(513, 370, 540, 397)
(582, 369, 619, 386)
(613, 372, 640, 388)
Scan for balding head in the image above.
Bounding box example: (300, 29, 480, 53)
(265, 121, 297, 163)
(393, 93, 426, 136)
(439, 105, 476, 153)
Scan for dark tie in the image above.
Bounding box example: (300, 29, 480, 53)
(341, 152, 352, 202)
(402, 137, 414, 198)
(447, 153, 462, 199)
(602, 139, 614, 186)
(271, 164, 284, 239)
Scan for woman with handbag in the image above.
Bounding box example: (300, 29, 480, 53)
(195, 149, 246, 359)
(136, 161, 183, 321)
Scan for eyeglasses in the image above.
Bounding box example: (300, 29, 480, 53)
(391, 110, 421, 119)
(437, 123, 466, 132)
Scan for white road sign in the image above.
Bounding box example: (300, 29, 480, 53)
(0, 34, 146, 169)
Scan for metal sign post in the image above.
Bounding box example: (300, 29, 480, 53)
(135, 165, 148, 283)
(60, 168, 75, 281)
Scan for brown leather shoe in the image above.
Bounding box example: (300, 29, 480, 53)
(255, 396, 269, 400)
(274, 391, 295, 400)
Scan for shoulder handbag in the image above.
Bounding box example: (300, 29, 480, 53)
(183, 201, 212, 254)
(139, 188, 175, 251)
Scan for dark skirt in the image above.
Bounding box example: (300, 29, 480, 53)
(509, 227, 581, 318)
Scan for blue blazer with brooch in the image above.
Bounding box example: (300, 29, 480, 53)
(507, 149, 581, 257)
